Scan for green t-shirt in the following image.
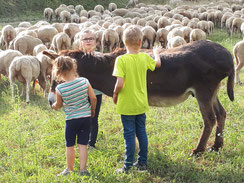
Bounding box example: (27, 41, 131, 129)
(112, 52, 157, 115)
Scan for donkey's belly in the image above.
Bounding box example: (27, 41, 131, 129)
(148, 88, 196, 107)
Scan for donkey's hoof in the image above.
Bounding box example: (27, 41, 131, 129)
(189, 151, 202, 158)
(209, 147, 220, 154)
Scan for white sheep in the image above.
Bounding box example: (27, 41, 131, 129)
(167, 36, 186, 49)
(44, 8, 54, 22)
(141, 26, 157, 49)
(233, 40, 244, 84)
(12, 35, 43, 55)
(60, 10, 71, 23)
(190, 29, 206, 42)
(18, 22, 32, 28)
(9, 55, 46, 103)
(33, 44, 47, 56)
(36, 26, 58, 46)
(101, 29, 119, 53)
(94, 5, 104, 14)
(63, 23, 80, 43)
(109, 3, 117, 11)
(71, 14, 80, 23)
(2, 25, 17, 49)
(0, 50, 23, 82)
(50, 32, 71, 53)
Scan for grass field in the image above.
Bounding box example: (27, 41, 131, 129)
(0, 28, 243, 183)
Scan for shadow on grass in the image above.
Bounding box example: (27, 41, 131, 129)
(148, 148, 243, 183)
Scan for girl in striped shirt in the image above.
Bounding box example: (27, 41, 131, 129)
(51, 56, 97, 176)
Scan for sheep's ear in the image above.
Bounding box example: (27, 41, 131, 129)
(42, 51, 59, 60)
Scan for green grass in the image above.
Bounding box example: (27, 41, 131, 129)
(0, 29, 243, 182)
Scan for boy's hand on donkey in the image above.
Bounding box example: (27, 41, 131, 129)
(153, 45, 162, 55)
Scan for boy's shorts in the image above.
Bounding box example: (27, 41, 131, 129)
(65, 117, 91, 147)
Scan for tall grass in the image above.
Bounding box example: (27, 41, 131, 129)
(0, 29, 243, 182)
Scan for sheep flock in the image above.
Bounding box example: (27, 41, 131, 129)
(0, 0, 244, 103)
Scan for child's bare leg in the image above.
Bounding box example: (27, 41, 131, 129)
(78, 144, 88, 171)
(66, 146, 75, 171)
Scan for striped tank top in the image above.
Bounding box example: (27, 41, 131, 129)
(56, 77, 91, 120)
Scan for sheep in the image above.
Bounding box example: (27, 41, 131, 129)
(51, 23, 64, 33)
(33, 44, 47, 56)
(80, 10, 88, 17)
(146, 20, 158, 31)
(167, 36, 186, 48)
(197, 20, 210, 35)
(88, 10, 100, 18)
(0, 50, 23, 82)
(156, 28, 169, 48)
(231, 17, 244, 36)
(17, 30, 38, 38)
(36, 26, 58, 47)
(12, 35, 43, 55)
(109, 3, 117, 11)
(18, 22, 32, 28)
(180, 26, 192, 43)
(44, 8, 54, 22)
(63, 23, 80, 43)
(233, 40, 244, 84)
(75, 5, 84, 14)
(141, 26, 157, 49)
(50, 32, 71, 53)
(167, 28, 184, 42)
(94, 5, 104, 14)
(9, 55, 46, 103)
(112, 8, 129, 17)
(157, 17, 171, 29)
(2, 25, 17, 49)
(71, 14, 80, 23)
(114, 26, 124, 48)
(60, 10, 71, 23)
(190, 29, 206, 42)
(137, 18, 147, 27)
(101, 29, 119, 53)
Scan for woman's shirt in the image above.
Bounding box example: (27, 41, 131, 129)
(56, 77, 91, 120)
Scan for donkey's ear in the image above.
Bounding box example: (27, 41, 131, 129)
(42, 50, 59, 60)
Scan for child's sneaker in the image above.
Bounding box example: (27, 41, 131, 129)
(133, 162, 148, 172)
(57, 168, 72, 176)
(116, 166, 130, 174)
(80, 169, 90, 176)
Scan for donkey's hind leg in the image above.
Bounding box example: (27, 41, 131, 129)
(211, 96, 226, 152)
(192, 93, 217, 155)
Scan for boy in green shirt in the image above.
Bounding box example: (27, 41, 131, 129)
(112, 25, 161, 172)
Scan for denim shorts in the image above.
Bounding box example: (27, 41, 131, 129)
(65, 117, 91, 147)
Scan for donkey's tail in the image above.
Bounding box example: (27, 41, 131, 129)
(227, 67, 235, 101)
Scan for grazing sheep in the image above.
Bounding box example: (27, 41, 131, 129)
(167, 28, 184, 42)
(233, 40, 244, 84)
(71, 14, 80, 23)
(50, 32, 71, 53)
(101, 29, 119, 53)
(157, 17, 171, 29)
(12, 35, 43, 55)
(156, 28, 169, 48)
(109, 3, 117, 11)
(146, 20, 158, 31)
(2, 25, 17, 49)
(18, 30, 38, 38)
(167, 36, 186, 48)
(94, 5, 104, 14)
(231, 17, 244, 36)
(44, 8, 54, 22)
(137, 18, 147, 27)
(18, 22, 32, 28)
(141, 26, 157, 49)
(0, 50, 23, 81)
(112, 8, 129, 17)
(190, 29, 206, 42)
(33, 44, 47, 56)
(114, 26, 125, 48)
(60, 10, 71, 23)
(9, 55, 46, 103)
(51, 23, 64, 33)
(180, 26, 192, 43)
(80, 10, 88, 17)
(36, 26, 58, 46)
(63, 23, 80, 43)
(75, 5, 84, 14)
